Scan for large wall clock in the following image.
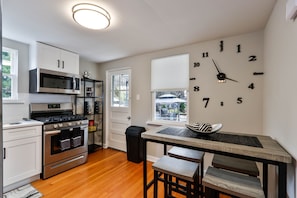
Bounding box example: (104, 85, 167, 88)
(189, 32, 264, 133)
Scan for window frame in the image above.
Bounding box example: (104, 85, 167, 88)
(2, 47, 18, 101)
(150, 54, 189, 125)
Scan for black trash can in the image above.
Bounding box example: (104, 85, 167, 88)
(125, 126, 146, 163)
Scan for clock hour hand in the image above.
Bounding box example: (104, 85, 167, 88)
(213, 59, 238, 83)
(225, 77, 238, 83)
(216, 68, 239, 83)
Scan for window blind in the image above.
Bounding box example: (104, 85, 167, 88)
(151, 54, 189, 91)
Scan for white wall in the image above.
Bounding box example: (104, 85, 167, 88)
(264, 0, 297, 197)
(98, 31, 265, 173)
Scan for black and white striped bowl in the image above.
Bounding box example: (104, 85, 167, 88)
(185, 123, 222, 134)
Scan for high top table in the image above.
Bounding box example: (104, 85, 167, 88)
(141, 126, 292, 198)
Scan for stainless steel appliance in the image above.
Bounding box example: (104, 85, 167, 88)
(29, 68, 81, 94)
(30, 103, 88, 179)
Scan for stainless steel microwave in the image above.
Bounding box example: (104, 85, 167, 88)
(29, 68, 81, 94)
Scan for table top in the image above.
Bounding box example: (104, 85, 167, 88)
(141, 126, 292, 164)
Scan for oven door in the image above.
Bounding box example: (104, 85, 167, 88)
(43, 125, 88, 165)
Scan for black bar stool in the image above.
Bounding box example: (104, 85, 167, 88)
(202, 166, 265, 198)
(212, 154, 259, 177)
(152, 156, 200, 198)
(168, 146, 205, 187)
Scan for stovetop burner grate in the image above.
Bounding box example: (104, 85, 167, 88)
(34, 115, 87, 124)
(30, 103, 88, 125)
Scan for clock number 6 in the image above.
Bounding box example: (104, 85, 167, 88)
(203, 97, 210, 108)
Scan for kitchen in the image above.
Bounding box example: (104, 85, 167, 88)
(1, 0, 297, 197)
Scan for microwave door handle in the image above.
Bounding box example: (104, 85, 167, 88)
(73, 77, 76, 91)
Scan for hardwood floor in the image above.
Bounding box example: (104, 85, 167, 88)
(32, 148, 184, 198)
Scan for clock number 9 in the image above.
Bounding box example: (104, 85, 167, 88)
(237, 97, 243, 104)
(203, 97, 210, 108)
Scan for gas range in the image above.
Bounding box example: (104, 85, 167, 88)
(30, 102, 89, 179)
(30, 103, 88, 131)
(33, 114, 88, 131)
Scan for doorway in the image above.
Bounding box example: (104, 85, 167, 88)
(106, 68, 131, 151)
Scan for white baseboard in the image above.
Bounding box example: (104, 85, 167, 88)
(146, 155, 160, 163)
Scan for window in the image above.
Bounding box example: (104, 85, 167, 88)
(111, 73, 129, 107)
(154, 90, 187, 122)
(2, 47, 18, 100)
(151, 54, 189, 123)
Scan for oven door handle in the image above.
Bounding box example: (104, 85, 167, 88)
(45, 130, 61, 135)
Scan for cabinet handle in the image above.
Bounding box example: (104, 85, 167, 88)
(62, 61, 65, 69)
(57, 60, 60, 68)
(3, 148, 6, 159)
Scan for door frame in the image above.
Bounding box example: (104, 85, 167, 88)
(105, 67, 131, 149)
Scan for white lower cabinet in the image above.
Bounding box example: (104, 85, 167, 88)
(3, 125, 42, 187)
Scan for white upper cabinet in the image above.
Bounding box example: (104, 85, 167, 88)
(31, 42, 79, 75)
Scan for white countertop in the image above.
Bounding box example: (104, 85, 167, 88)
(3, 120, 43, 130)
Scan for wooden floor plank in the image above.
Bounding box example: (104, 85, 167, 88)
(32, 148, 184, 198)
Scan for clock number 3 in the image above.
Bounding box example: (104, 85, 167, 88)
(203, 97, 210, 108)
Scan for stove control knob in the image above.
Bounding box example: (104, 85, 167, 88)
(77, 121, 81, 125)
(68, 122, 72, 126)
(58, 123, 63, 128)
(53, 124, 58, 129)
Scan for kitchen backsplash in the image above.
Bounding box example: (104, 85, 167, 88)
(3, 93, 72, 124)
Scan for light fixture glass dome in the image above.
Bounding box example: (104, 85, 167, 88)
(72, 3, 111, 30)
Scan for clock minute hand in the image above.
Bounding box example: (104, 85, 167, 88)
(212, 59, 221, 74)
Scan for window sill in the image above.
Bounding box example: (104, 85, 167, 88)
(3, 99, 25, 104)
(146, 120, 187, 127)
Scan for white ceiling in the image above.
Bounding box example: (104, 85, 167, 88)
(2, 0, 276, 63)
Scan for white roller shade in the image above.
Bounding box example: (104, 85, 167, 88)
(151, 54, 189, 91)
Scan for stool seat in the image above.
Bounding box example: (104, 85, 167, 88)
(168, 146, 205, 163)
(153, 156, 199, 182)
(212, 154, 259, 177)
(203, 167, 265, 198)
(152, 156, 201, 197)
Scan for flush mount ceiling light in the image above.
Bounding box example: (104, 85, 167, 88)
(72, 3, 111, 30)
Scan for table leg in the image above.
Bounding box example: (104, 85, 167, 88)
(263, 163, 268, 198)
(143, 139, 147, 198)
(278, 163, 287, 198)
(164, 143, 167, 155)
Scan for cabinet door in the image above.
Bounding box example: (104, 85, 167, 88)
(3, 136, 41, 187)
(60, 50, 79, 75)
(36, 43, 61, 71)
